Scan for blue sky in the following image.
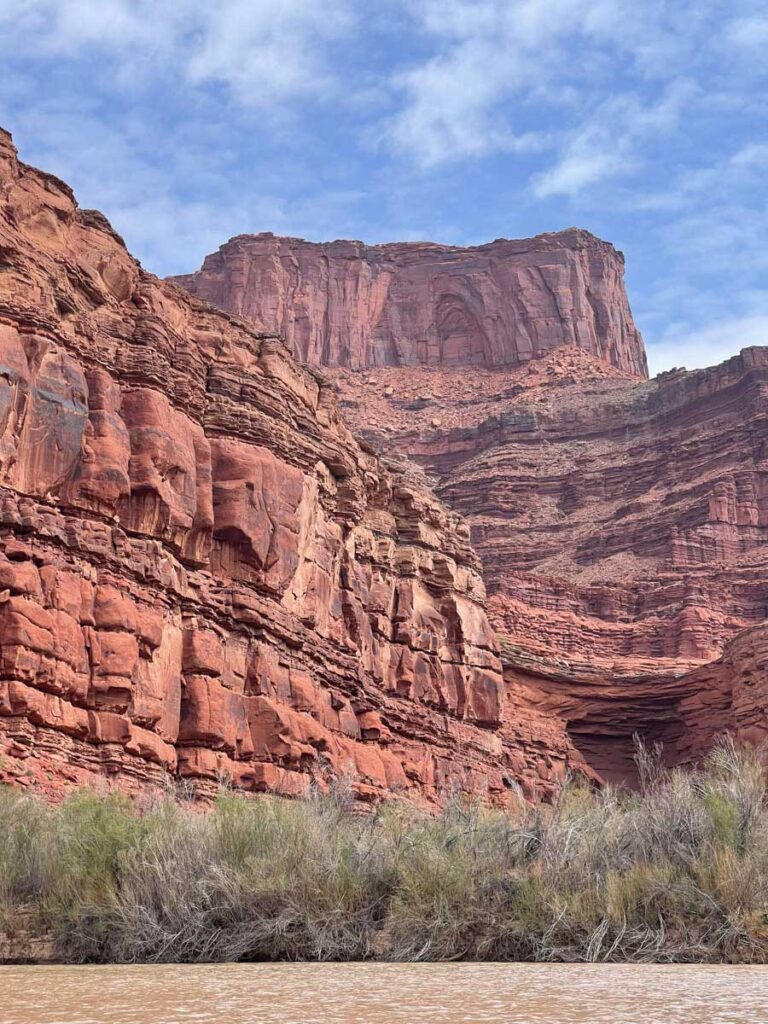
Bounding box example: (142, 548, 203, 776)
(1, 0, 767, 375)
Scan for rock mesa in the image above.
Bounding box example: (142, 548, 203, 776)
(170, 231, 647, 377)
(176, 237, 768, 786)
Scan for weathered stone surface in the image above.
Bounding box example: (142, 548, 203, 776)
(173, 223, 768, 787)
(0, 126, 575, 804)
(170, 231, 647, 377)
(3, 122, 766, 802)
(677, 622, 768, 761)
(326, 346, 768, 782)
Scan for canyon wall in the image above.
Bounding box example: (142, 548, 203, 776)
(3, 124, 766, 803)
(328, 348, 768, 780)
(0, 127, 584, 803)
(170, 231, 647, 377)
(175, 231, 768, 784)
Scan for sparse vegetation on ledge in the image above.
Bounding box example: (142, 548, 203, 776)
(2, 740, 767, 964)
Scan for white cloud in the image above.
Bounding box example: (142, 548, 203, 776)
(184, 0, 354, 107)
(731, 144, 768, 169)
(532, 80, 695, 197)
(0, 1, 177, 60)
(385, 0, 755, 183)
(386, 47, 548, 167)
(725, 15, 768, 49)
(647, 314, 768, 375)
(532, 145, 625, 198)
(383, 0, 581, 166)
(383, 3, 561, 167)
(0, 0, 356, 109)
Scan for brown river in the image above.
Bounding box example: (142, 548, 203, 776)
(2, 963, 767, 1023)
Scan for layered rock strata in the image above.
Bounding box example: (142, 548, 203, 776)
(327, 348, 768, 780)
(173, 229, 768, 785)
(4, 127, 766, 803)
(0, 127, 582, 803)
(170, 231, 647, 376)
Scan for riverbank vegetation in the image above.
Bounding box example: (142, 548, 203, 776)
(1, 739, 767, 963)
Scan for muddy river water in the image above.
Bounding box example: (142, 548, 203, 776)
(2, 963, 768, 1023)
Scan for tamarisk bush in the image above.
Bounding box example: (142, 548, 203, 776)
(1, 739, 767, 963)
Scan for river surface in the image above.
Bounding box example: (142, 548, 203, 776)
(1, 963, 767, 1023)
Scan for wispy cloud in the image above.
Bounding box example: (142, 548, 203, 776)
(647, 313, 768, 375)
(0, 0, 367, 272)
(532, 81, 696, 198)
(724, 14, 768, 50)
(383, 1, 727, 171)
(183, 0, 355, 108)
(0, 0, 766, 378)
(0, 0, 357, 108)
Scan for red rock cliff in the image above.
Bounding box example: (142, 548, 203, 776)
(4, 125, 765, 803)
(329, 349, 768, 782)
(171, 222, 768, 784)
(170, 231, 647, 377)
(0, 127, 584, 803)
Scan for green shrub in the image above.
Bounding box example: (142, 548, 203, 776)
(1, 738, 767, 963)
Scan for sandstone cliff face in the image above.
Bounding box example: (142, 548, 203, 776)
(677, 622, 768, 762)
(318, 347, 768, 782)
(4, 127, 765, 804)
(171, 224, 768, 787)
(0, 127, 586, 803)
(170, 231, 647, 377)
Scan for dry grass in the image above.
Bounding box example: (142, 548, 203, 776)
(1, 738, 767, 963)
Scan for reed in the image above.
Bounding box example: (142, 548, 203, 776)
(1, 738, 767, 963)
